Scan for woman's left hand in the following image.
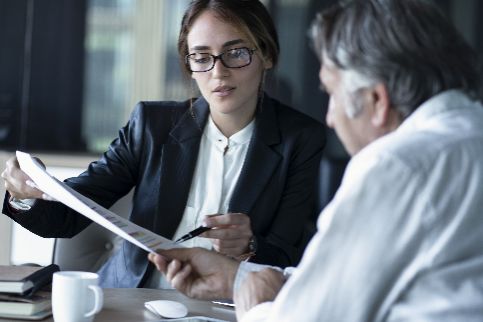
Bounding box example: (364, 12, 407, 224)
(201, 212, 253, 258)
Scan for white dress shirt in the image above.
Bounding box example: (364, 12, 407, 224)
(146, 116, 254, 288)
(238, 90, 483, 321)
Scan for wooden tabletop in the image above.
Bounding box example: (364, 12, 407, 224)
(0, 288, 236, 322)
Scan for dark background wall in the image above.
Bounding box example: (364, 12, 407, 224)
(0, 0, 86, 152)
(0, 0, 481, 154)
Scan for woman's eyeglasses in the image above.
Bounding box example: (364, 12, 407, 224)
(185, 47, 257, 73)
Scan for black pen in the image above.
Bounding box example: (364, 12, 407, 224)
(174, 226, 212, 244)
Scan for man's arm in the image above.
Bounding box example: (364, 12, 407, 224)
(149, 248, 290, 320)
(148, 247, 289, 320)
(149, 248, 240, 300)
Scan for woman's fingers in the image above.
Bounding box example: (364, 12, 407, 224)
(203, 213, 250, 227)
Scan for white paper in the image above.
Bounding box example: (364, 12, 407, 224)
(16, 151, 178, 253)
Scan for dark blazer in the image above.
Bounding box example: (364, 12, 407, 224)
(3, 95, 325, 288)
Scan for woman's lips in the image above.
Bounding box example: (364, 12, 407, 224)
(213, 86, 235, 97)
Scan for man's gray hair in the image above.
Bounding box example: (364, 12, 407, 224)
(340, 68, 375, 118)
(310, 0, 482, 119)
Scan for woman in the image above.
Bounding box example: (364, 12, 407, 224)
(1, 0, 325, 288)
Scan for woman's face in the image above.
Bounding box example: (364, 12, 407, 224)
(187, 10, 271, 124)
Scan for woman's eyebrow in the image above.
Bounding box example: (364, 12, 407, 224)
(190, 45, 210, 51)
(222, 39, 245, 48)
(189, 39, 246, 51)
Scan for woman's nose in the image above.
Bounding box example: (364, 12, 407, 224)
(211, 58, 229, 78)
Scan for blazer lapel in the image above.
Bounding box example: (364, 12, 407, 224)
(154, 98, 209, 239)
(229, 97, 282, 214)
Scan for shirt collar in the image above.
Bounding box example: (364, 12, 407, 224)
(205, 117, 255, 147)
(398, 90, 481, 134)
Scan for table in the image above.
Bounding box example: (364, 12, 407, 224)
(0, 288, 236, 322)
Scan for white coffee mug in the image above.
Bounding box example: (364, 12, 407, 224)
(52, 271, 103, 322)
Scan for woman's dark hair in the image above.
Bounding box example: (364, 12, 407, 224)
(310, 0, 482, 118)
(178, 0, 279, 76)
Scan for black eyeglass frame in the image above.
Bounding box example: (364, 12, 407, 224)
(185, 47, 257, 73)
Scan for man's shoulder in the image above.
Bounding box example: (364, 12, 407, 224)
(357, 113, 483, 176)
(378, 91, 483, 168)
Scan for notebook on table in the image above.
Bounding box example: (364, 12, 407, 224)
(0, 264, 59, 295)
(0, 290, 52, 320)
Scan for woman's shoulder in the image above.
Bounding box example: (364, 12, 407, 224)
(127, 99, 195, 131)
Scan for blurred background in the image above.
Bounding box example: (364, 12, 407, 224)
(0, 0, 482, 265)
(1, 0, 481, 155)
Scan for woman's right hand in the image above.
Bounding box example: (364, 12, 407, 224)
(1, 156, 46, 200)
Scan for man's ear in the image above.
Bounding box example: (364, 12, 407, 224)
(370, 83, 391, 127)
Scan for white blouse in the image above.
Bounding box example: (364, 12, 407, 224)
(146, 116, 255, 288)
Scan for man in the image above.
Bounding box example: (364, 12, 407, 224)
(149, 0, 483, 321)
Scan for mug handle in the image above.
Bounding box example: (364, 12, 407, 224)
(85, 285, 104, 317)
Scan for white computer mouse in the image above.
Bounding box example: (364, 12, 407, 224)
(144, 300, 188, 318)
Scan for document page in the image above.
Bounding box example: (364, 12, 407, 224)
(16, 151, 178, 253)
